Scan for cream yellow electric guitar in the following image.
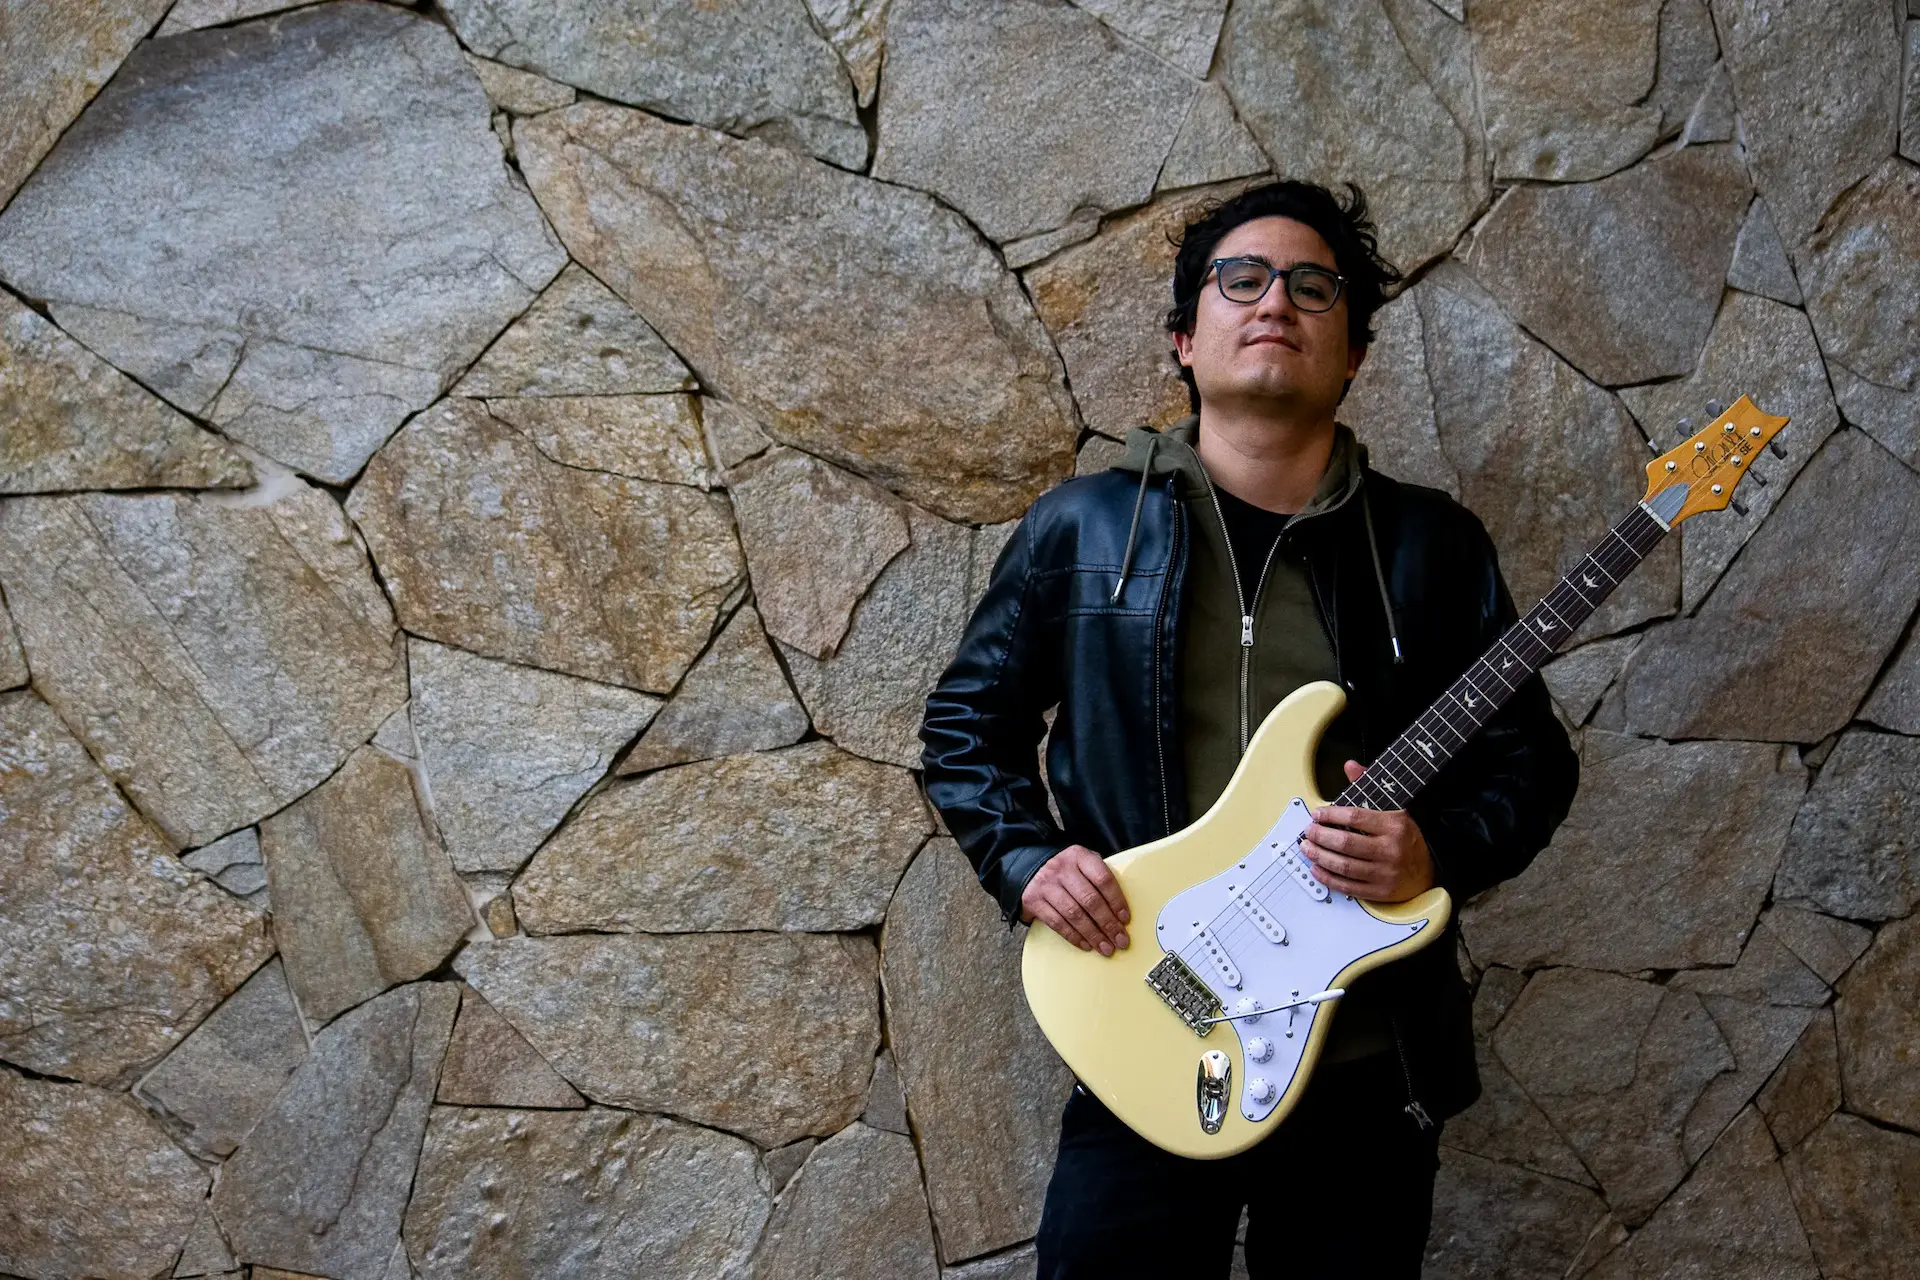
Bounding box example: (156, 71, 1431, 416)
(1023, 396, 1789, 1158)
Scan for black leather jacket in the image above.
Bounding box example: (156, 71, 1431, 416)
(919, 449, 1580, 1121)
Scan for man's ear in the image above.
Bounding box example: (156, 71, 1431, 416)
(1172, 328, 1193, 368)
(1338, 343, 1368, 405)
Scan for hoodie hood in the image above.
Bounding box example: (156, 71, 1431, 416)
(1113, 414, 1369, 521)
(1106, 414, 1403, 662)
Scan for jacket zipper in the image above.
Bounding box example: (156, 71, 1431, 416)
(1152, 487, 1182, 837)
(1200, 472, 1290, 754)
(1390, 1013, 1435, 1131)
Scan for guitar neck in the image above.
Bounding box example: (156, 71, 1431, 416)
(1338, 502, 1670, 812)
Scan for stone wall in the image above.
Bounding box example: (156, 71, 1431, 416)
(1, 1, 1915, 1277)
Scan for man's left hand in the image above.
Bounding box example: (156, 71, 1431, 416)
(1301, 759, 1436, 903)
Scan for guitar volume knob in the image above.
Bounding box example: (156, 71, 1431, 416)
(1235, 997, 1263, 1024)
(1245, 1036, 1274, 1063)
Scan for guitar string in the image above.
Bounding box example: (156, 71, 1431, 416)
(1171, 507, 1665, 981)
(1196, 509, 1663, 962)
(1184, 511, 1663, 971)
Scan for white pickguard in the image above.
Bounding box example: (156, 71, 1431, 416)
(1153, 798, 1427, 1122)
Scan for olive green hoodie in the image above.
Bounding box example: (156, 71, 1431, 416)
(1115, 414, 1367, 815)
(1113, 414, 1392, 1062)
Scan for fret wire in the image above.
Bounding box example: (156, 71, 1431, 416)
(1542, 584, 1583, 615)
(1374, 752, 1420, 790)
(1441, 685, 1484, 726)
(1407, 716, 1454, 758)
(1505, 625, 1552, 664)
(1409, 722, 1456, 764)
(1359, 767, 1405, 805)
(1571, 553, 1616, 592)
(1371, 745, 1421, 792)
(1480, 651, 1521, 692)
(1342, 773, 1396, 809)
(1602, 526, 1640, 560)
(1375, 746, 1426, 794)
(1339, 780, 1381, 809)
(1397, 745, 1438, 784)
(1341, 501, 1673, 813)
(1560, 569, 1607, 605)
(1422, 705, 1470, 745)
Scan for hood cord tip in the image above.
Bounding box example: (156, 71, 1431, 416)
(1112, 435, 1157, 603)
(1361, 484, 1406, 666)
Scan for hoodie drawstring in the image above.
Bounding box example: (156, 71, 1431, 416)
(1361, 483, 1405, 664)
(1112, 434, 1158, 603)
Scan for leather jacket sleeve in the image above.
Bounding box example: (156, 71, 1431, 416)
(1406, 517, 1581, 905)
(920, 511, 1069, 924)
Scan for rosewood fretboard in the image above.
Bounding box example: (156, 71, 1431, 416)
(1338, 500, 1671, 813)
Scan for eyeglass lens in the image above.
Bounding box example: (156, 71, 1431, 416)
(1217, 261, 1341, 312)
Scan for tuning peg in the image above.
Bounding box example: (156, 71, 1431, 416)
(1676, 416, 1694, 436)
(1706, 399, 1725, 418)
(1646, 436, 1661, 454)
(1749, 470, 1768, 487)
(1730, 498, 1750, 517)
(1769, 442, 1788, 460)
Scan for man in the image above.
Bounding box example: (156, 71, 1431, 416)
(919, 180, 1579, 1278)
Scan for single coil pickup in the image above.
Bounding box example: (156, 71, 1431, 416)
(1273, 841, 1328, 901)
(1145, 953, 1220, 1037)
(1230, 888, 1288, 945)
(1190, 926, 1242, 989)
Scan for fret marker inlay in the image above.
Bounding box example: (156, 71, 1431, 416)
(1333, 503, 1671, 816)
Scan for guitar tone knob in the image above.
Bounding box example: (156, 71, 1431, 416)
(1247, 1077, 1275, 1105)
(1245, 1036, 1274, 1063)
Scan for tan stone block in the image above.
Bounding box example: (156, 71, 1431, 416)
(261, 747, 472, 1026)
(0, 485, 407, 848)
(0, 1072, 208, 1280)
(882, 839, 1072, 1262)
(518, 741, 929, 933)
(436, 987, 583, 1110)
(347, 398, 744, 694)
(752, 1123, 940, 1280)
(457, 933, 879, 1147)
(0, 692, 273, 1085)
(513, 101, 1077, 523)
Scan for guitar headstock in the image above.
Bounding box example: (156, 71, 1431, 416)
(1642, 395, 1790, 527)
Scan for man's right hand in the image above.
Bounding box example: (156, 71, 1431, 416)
(1021, 845, 1131, 956)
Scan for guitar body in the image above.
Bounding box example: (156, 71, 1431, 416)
(1022, 681, 1451, 1159)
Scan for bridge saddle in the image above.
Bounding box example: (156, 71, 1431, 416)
(1145, 952, 1220, 1037)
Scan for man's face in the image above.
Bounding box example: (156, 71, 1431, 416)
(1172, 215, 1364, 418)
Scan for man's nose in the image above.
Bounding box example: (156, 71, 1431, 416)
(1253, 278, 1298, 323)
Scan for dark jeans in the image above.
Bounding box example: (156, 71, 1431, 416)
(1036, 1051, 1442, 1279)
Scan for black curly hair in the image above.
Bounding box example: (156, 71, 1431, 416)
(1164, 180, 1404, 413)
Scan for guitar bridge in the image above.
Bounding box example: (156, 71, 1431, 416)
(1146, 952, 1220, 1037)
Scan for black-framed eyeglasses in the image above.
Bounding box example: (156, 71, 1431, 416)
(1205, 257, 1346, 312)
